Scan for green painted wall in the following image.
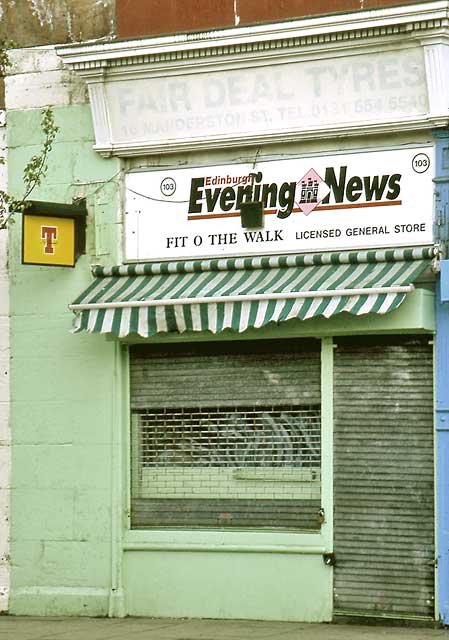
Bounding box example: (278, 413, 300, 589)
(8, 104, 121, 615)
(124, 551, 331, 621)
(122, 337, 335, 621)
(6, 104, 436, 619)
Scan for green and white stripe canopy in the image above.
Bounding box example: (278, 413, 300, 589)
(70, 246, 435, 338)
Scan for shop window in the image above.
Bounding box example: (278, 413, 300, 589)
(131, 404, 321, 530)
(129, 339, 322, 531)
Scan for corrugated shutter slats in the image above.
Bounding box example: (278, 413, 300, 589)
(130, 341, 321, 409)
(333, 337, 434, 619)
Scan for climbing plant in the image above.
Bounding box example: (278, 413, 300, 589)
(0, 107, 59, 229)
(0, 41, 59, 229)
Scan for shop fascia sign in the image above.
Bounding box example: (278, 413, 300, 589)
(57, 2, 449, 156)
(124, 146, 434, 262)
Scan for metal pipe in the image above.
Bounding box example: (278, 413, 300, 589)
(69, 285, 413, 312)
(122, 543, 328, 554)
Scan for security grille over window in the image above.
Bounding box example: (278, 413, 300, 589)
(131, 405, 321, 529)
(129, 339, 322, 531)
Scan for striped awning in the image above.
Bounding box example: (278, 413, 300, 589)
(69, 246, 435, 338)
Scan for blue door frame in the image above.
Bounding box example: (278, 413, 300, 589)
(434, 129, 449, 624)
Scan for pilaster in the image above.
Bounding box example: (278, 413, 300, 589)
(433, 128, 449, 624)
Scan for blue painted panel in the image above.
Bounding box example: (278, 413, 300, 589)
(440, 261, 449, 302)
(433, 131, 449, 244)
(436, 426, 449, 623)
(435, 278, 449, 624)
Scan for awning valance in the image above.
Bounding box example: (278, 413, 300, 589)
(69, 247, 435, 338)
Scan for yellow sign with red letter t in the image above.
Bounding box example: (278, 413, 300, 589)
(23, 215, 76, 267)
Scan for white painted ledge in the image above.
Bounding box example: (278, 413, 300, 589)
(57, 1, 449, 64)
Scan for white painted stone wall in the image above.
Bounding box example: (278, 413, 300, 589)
(0, 46, 88, 613)
(0, 111, 10, 612)
(6, 45, 87, 109)
(0, 46, 89, 614)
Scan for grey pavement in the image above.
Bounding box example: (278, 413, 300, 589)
(0, 617, 446, 640)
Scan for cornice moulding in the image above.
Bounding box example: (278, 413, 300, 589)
(55, 2, 449, 157)
(57, 1, 449, 70)
(93, 116, 449, 158)
(70, 36, 431, 80)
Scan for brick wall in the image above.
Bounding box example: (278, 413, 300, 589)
(116, 0, 431, 39)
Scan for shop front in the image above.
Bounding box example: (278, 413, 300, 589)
(67, 148, 436, 621)
(50, 2, 449, 622)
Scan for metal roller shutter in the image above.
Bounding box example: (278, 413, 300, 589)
(130, 339, 322, 531)
(333, 336, 435, 619)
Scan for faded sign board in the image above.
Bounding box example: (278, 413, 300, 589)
(108, 47, 428, 151)
(124, 146, 434, 262)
